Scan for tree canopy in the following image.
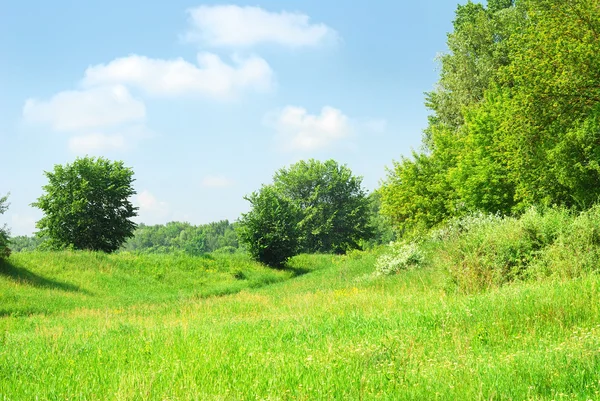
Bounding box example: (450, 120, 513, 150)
(32, 157, 138, 253)
(122, 220, 239, 255)
(237, 185, 301, 267)
(380, 0, 600, 236)
(273, 159, 373, 254)
(238, 159, 373, 267)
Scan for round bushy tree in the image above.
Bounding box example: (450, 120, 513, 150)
(237, 185, 301, 267)
(239, 159, 373, 267)
(32, 157, 138, 253)
(273, 159, 373, 254)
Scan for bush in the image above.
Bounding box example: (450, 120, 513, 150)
(433, 212, 538, 291)
(237, 185, 301, 268)
(375, 241, 424, 276)
(427, 206, 600, 292)
(530, 205, 600, 279)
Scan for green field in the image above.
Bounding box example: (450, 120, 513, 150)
(1, 250, 600, 400)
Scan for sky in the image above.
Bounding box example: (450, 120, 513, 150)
(0, 0, 459, 236)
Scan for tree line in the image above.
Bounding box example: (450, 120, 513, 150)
(380, 0, 600, 235)
(3, 157, 392, 266)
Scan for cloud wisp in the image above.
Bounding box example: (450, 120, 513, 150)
(185, 5, 337, 48)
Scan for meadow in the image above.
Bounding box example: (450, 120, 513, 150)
(1, 246, 600, 400)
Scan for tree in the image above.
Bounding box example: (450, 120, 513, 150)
(498, 0, 600, 208)
(32, 157, 138, 253)
(238, 159, 373, 266)
(0, 194, 10, 259)
(273, 159, 373, 254)
(237, 185, 301, 267)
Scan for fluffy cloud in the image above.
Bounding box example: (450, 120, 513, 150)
(270, 106, 352, 151)
(23, 85, 145, 132)
(185, 5, 337, 48)
(82, 53, 274, 98)
(201, 175, 234, 188)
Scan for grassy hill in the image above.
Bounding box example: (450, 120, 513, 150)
(1, 250, 600, 400)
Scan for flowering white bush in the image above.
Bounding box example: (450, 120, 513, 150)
(375, 242, 424, 275)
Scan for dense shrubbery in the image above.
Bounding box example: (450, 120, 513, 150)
(381, 206, 600, 292)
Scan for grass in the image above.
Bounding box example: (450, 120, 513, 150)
(1, 249, 600, 399)
(0, 251, 296, 317)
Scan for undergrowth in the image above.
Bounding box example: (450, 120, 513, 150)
(376, 205, 600, 292)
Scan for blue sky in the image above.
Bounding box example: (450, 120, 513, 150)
(0, 0, 458, 235)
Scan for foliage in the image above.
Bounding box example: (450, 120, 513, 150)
(238, 159, 373, 266)
(32, 157, 138, 253)
(361, 191, 396, 248)
(9, 235, 46, 252)
(121, 220, 239, 255)
(374, 241, 424, 276)
(424, 206, 600, 292)
(0, 193, 10, 259)
(237, 185, 301, 267)
(273, 159, 373, 254)
(381, 0, 600, 234)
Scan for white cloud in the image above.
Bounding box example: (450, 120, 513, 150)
(135, 190, 170, 225)
(185, 5, 337, 48)
(23, 85, 146, 132)
(83, 53, 274, 99)
(270, 106, 352, 151)
(202, 175, 234, 188)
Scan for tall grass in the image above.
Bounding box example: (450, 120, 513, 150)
(376, 205, 600, 292)
(1, 235, 600, 399)
(0, 251, 296, 317)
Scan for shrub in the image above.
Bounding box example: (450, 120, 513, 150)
(237, 185, 301, 268)
(433, 212, 535, 292)
(429, 206, 600, 292)
(375, 241, 424, 275)
(530, 205, 600, 279)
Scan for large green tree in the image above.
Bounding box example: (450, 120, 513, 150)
(500, 0, 600, 208)
(382, 0, 600, 235)
(32, 157, 138, 253)
(273, 159, 373, 254)
(0, 194, 10, 259)
(238, 160, 373, 266)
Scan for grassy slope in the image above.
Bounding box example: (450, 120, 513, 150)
(1, 251, 600, 400)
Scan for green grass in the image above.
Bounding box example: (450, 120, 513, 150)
(0, 251, 297, 317)
(1, 250, 600, 400)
